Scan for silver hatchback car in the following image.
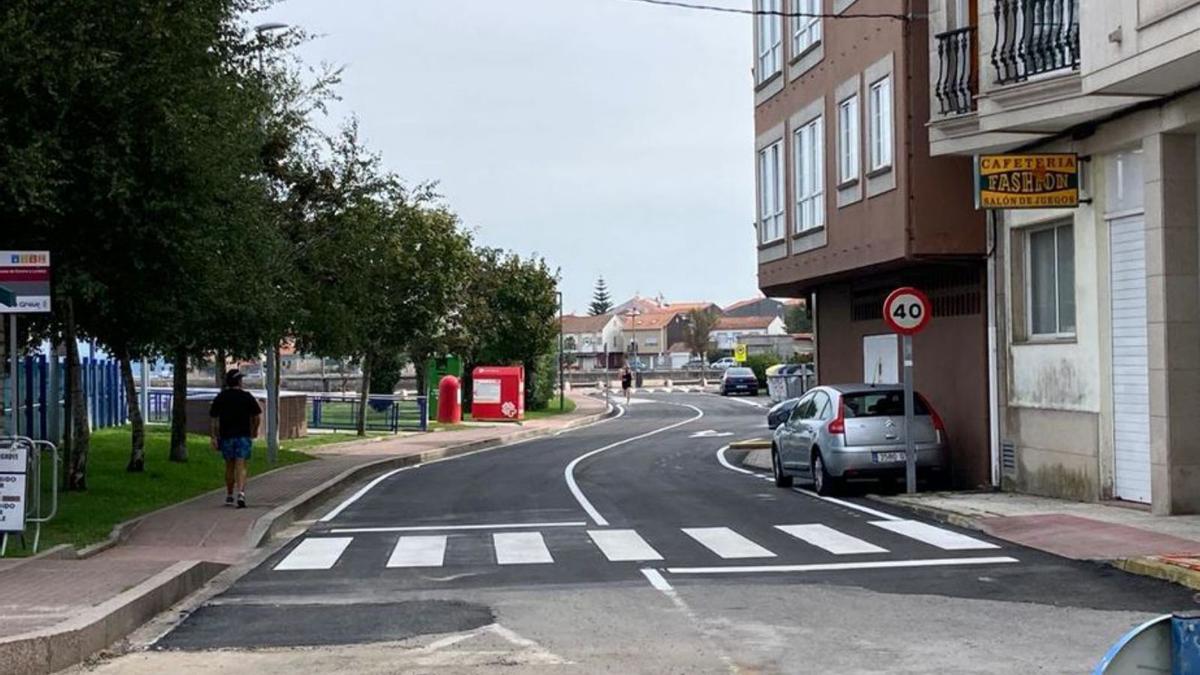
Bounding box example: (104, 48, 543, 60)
(770, 384, 948, 495)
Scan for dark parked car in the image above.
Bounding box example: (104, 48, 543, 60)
(720, 367, 759, 396)
(767, 397, 801, 430)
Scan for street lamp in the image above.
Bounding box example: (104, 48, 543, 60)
(557, 291, 564, 412)
(623, 308, 641, 370)
(254, 22, 289, 73)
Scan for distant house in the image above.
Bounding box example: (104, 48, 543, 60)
(723, 295, 805, 320)
(561, 313, 623, 371)
(710, 315, 787, 351)
(619, 310, 690, 370)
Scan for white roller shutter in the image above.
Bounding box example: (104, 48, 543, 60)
(1110, 214, 1151, 504)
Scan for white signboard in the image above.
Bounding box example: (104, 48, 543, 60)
(473, 379, 502, 404)
(0, 473, 27, 532)
(0, 443, 28, 474)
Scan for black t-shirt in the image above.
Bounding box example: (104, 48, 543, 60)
(621, 372, 632, 388)
(209, 388, 263, 439)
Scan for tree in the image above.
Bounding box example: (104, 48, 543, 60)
(589, 276, 613, 316)
(683, 308, 721, 384)
(785, 301, 813, 333)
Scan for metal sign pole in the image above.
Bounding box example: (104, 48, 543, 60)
(9, 315, 17, 437)
(903, 334, 916, 494)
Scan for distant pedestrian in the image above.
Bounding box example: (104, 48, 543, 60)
(209, 368, 262, 508)
(621, 366, 633, 405)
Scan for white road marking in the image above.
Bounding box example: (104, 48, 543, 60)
(715, 445, 760, 476)
(331, 521, 586, 534)
(666, 556, 1019, 575)
(792, 488, 904, 521)
(690, 430, 733, 438)
(493, 532, 554, 565)
(565, 403, 704, 526)
(640, 567, 674, 591)
(725, 397, 766, 408)
(387, 535, 448, 568)
(682, 527, 776, 559)
(870, 519, 1001, 550)
(588, 529, 663, 561)
(274, 537, 353, 571)
(775, 524, 888, 555)
(318, 405, 621, 523)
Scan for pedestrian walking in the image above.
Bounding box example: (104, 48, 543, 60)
(621, 366, 633, 405)
(209, 368, 262, 508)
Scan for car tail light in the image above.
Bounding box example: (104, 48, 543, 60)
(918, 394, 946, 442)
(827, 401, 845, 435)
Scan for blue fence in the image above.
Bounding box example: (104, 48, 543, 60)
(143, 390, 427, 433)
(2, 356, 128, 441)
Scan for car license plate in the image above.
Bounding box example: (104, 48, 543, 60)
(874, 451, 907, 463)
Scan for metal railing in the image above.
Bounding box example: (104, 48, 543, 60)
(308, 393, 428, 433)
(935, 27, 976, 115)
(991, 0, 1079, 85)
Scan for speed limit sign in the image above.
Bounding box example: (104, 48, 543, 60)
(883, 287, 931, 336)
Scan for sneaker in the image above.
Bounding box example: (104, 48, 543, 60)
(236, 493, 246, 509)
(224, 494, 234, 507)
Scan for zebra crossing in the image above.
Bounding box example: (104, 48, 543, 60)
(272, 519, 1013, 574)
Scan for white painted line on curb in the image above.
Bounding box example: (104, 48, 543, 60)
(640, 567, 674, 592)
(274, 537, 353, 571)
(683, 527, 776, 559)
(775, 524, 888, 555)
(870, 519, 1000, 551)
(565, 403, 703, 527)
(716, 445, 759, 476)
(665, 556, 1019, 575)
(331, 521, 587, 534)
(387, 535, 448, 568)
(792, 489, 905, 522)
(494, 532, 554, 565)
(589, 529, 663, 562)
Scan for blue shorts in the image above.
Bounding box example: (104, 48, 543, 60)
(219, 437, 253, 461)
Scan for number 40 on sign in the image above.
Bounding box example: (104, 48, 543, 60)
(883, 287, 931, 336)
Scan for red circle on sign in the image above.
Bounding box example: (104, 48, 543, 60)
(883, 287, 931, 336)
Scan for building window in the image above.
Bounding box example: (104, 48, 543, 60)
(793, 116, 824, 232)
(1027, 223, 1075, 337)
(758, 140, 784, 243)
(868, 76, 892, 171)
(756, 0, 782, 83)
(837, 94, 859, 184)
(791, 0, 821, 56)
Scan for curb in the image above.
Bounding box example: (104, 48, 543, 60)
(0, 560, 226, 675)
(864, 495, 986, 532)
(728, 439, 771, 450)
(1111, 557, 1200, 592)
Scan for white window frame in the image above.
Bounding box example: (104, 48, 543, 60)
(868, 76, 893, 172)
(793, 115, 824, 232)
(791, 0, 821, 56)
(1025, 222, 1075, 339)
(758, 140, 785, 243)
(837, 94, 860, 184)
(755, 0, 783, 83)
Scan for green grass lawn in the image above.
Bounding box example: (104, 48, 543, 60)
(517, 396, 577, 421)
(2, 426, 359, 557)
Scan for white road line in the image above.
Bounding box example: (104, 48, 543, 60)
(588, 529, 663, 562)
(715, 445, 760, 476)
(273, 537, 353, 571)
(565, 403, 703, 526)
(792, 488, 904, 521)
(725, 397, 766, 408)
(640, 567, 674, 592)
(775, 524, 888, 555)
(493, 532, 554, 565)
(318, 404, 621, 523)
(331, 521, 587, 534)
(683, 527, 776, 559)
(387, 535, 448, 568)
(665, 556, 1019, 575)
(870, 519, 1000, 551)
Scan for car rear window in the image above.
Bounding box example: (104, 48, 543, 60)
(727, 368, 754, 377)
(841, 391, 929, 417)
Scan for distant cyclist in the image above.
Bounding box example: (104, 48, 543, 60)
(209, 368, 261, 508)
(621, 366, 633, 405)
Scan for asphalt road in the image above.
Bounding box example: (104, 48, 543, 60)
(83, 392, 1198, 674)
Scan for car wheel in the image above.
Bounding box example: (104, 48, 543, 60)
(772, 447, 793, 488)
(812, 451, 838, 496)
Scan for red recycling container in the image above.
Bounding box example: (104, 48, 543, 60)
(471, 366, 525, 421)
(436, 375, 462, 424)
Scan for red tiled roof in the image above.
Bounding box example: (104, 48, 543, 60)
(562, 314, 615, 333)
(621, 311, 678, 330)
(715, 315, 780, 330)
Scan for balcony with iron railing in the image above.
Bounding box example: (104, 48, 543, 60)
(991, 0, 1079, 85)
(935, 26, 977, 115)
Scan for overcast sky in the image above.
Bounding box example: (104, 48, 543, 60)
(267, 0, 758, 314)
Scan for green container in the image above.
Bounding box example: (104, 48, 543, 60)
(425, 355, 463, 409)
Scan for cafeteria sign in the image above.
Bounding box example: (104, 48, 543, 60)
(977, 153, 1079, 209)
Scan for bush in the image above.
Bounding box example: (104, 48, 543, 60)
(528, 351, 558, 410)
(744, 353, 781, 385)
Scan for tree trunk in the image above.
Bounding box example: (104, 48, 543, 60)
(169, 348, 188, 462)
(120, 350, 145, 472)
(413, 355, 427, 401)
(64, 301, 90, 491)
(60, 338, 73, 490)
(214, 349, 226, 388)
(356, 354, 370, 437)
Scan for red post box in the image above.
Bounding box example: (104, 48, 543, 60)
(437, 375, 462, 424)
(471, 366, 525, 421)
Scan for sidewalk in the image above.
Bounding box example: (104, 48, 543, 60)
(875, 491, 1200, 588)
(0, 395, 609, 675)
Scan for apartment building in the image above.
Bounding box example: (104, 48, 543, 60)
(926, 0, 1200, 513)
(752, 0, 991, 488)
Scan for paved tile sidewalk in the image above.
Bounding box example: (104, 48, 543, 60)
(0, 395, 607, 641)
